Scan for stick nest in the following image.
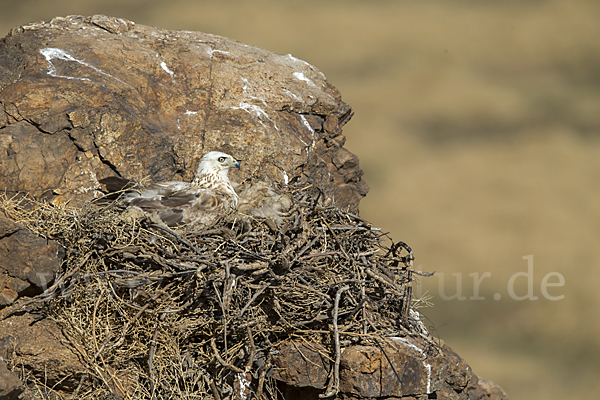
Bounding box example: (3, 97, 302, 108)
(0, 184, 431, 399)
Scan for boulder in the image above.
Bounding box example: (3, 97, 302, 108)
(0, 313, 86, 395)
(0, 359, 25, 400)
(272, 338, 508, 400)
(0, 214, 64, 305)
(0, 14, 368, 210)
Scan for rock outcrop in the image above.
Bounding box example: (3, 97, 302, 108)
(0, 214, 64, 305)
(0, 14, 367, 211)
(274, 339, 507, 400)
(0, 15, 506, 400)
(0, 313, 86, 396)
(0, 359, 24, 400)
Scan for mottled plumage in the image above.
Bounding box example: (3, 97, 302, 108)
(237, 181, 291, 224)
(99, 151, 240, 227)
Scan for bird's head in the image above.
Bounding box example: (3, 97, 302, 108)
(194, 151, 240, 181)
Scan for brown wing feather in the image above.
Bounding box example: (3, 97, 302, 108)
(99, 176, 135, 192)
(124, 188, 232, 227)
(128, 198, 164, 209)
(158, 193, 197, 207)
(158, 209, 184, 226)
(98, 152, 238, 228)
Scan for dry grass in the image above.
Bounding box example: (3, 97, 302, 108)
(0, 186, 426, 399)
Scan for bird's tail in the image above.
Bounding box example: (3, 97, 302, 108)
(95, 176, 139, 204)
(99, 176, 136, 192)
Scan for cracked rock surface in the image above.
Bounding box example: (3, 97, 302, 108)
(0, 14, 368, 209)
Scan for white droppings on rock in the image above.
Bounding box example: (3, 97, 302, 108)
(232, 77, 279, 131)
(286, 53, 310, 66)
(282, 170, 289, 185)
(240, 77, 251, 93)
(283, 88, 302, 102)
(160, 61, 174, 82)
(293, 71, 315, 86)
(236, 373, 252, 400)
(40, 47, 127, 86)
(233, 102, 269, 120)
(206, 48, 231, 57)
(286, 54, 326, 80)
(39, 48, 90, 82)
(300, 115, 316, 149)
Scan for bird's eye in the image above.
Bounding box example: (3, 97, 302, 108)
(218, 157, 225, 163)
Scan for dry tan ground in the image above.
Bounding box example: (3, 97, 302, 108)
(2, 1, 600, 399)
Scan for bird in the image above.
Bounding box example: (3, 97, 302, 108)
(235, 181, 292, 230)
(98, 151, 240, 228)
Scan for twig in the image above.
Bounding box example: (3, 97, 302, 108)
(402, 270, 413, 326)
(295, 282, 332, 302)
(319, 284, 349, 398)
(147, 223, 203, 255)
(364, 268, 403, 295)
(83, 270, 141, 278)
(323, 220, 350, 259)
(292, 233, 322, 262)
(113, 281, 176, 347)
(411, 269, 436, 277)
(256, 353, 272, 400)
(234, 262, 269, 271)
(208, 376, 222, 400)
(149, 312, 167, 400)
(359, 267, 368, 334)
(298, 251, 342, 261)
(210, 338, 244, 373)
(239, 282, 270, 317)
(67, 374, 87, 400)
(245, 325, 256, 371)
(316, 225, 380, 231)
(92, 333, 112, 361)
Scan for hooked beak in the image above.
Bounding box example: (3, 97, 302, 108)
(231, 158, 241, 169)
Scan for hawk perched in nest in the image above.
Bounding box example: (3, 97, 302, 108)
(99, 151, 240, 227)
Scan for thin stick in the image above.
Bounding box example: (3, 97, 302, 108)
(212, 281, 229, 355)
(323, 220, 349, 259)
(67, 374, 87, 400)
(360, 267, 368, 335)
(245, 325, 256, 371)
(256, 352, 272, 400)
(292, 233, 322, 262)
(149, 312, 167, 400)
(147, 223, 203, 255)
(364, 268, 403, 295)
(402, 270, 413, 326)
(92, 333, 112, 361)
(208, 376, 222, 400)
(319, 284, 349, 399)
(210, 338, 244, 373)
(239, 282, 270, 317)
(298, 251, 342, 260)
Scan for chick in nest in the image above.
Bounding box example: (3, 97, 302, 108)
(235, 181, 292, 231)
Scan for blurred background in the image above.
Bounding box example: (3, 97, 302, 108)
(2, 1, 599, 398)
